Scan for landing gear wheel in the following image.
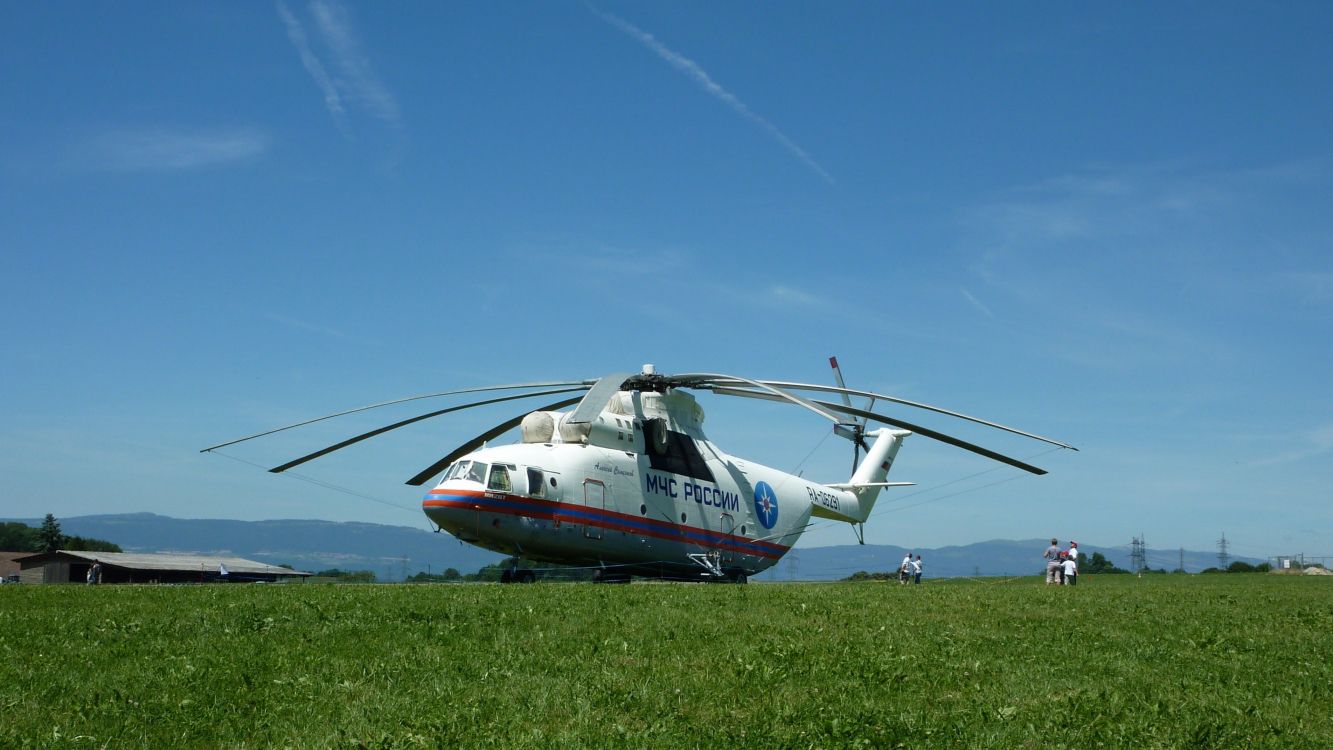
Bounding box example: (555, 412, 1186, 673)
(500, 568, 514, 584)
(517, 569, 536, 584)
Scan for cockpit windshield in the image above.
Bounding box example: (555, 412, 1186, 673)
(465, 461, 488, 484)
(446, 460, 488, 484)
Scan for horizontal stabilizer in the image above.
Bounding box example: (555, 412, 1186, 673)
(824, 482, 915, 490)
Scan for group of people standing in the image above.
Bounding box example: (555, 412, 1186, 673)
(898, 552, 923, 584)
(1043, 538, 1079, 585)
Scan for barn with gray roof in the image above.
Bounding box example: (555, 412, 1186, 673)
(14, 550, 311, 584)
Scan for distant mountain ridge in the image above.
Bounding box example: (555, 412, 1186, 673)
(4, 513, 1258, 581)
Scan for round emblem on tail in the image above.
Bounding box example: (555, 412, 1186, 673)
(753, 481, 779, 529)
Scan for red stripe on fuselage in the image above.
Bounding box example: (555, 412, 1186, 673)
(423, 489, 789, 559)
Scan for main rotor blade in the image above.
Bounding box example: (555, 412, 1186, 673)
(709, 378, 1076, 451)
(405, 396, 584, 486)
(269, 387, 587, 474)
(201, 379, 596, 453)
(567, 372, 633, 424)
(708, 386, 1051, 475)
(667, 372, 843, 424)
(819, 399, 1050, 475)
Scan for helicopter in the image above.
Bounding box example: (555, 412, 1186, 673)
(204, 358, 1074, 583)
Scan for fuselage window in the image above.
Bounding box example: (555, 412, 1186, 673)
(527, 468, 545, 497)
(488, 465, 512, 492)
(465, 461, 488, 484)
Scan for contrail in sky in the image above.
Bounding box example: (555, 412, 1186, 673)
(309, 0, 401, 126)
(593, 9, 834, 185)
(276, 0, 400, 135)
(277, 1, 348, 134)
(961, 288, 997, 319)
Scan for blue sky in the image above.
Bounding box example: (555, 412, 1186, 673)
(2, 2, 1330, 563)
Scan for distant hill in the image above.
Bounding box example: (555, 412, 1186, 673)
(4, 514, 1258, 581)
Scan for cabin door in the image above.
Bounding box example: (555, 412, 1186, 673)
(720, 513, 736, 565)
(582, 479, 605, 540)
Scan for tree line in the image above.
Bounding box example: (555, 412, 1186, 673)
(0, 515, 121, 554)
(312, 557, 595, 584)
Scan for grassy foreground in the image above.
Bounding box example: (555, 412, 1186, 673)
(2, 575, 1330, 749)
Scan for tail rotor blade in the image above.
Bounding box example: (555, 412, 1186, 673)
(828, 356, 858, 417)
(829, 356, 864, 472)
(405, 396, 584, 486)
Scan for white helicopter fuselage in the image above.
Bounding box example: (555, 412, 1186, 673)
(205, 361, 1066, 581)
(421, 389, 907, 580)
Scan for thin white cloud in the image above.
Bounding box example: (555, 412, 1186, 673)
(769, 285, 819, 306)
(83, 127, 268, 171)
(1279, 271, 1333, 303)
(1251, 424, 1333, 467)
(276, 0, 348, 135)
(268, 314, 346, 339)
(276, 0, 400, 135)
(504, 242, 692, 278)
(593, 9, 833, 185)
(960, 288, 995, 319)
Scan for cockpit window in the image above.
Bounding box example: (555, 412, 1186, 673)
(526, 467, 544, 497)
(443, 462, 464, 481)
(465, 461, 488, 484)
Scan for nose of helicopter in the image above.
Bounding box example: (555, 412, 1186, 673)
(421, 489, 478, 535)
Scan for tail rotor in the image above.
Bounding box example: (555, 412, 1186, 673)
(829, 356, 873, 471)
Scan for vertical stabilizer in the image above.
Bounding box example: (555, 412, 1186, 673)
(845, 428, 911, 521)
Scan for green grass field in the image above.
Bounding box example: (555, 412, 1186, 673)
(2, 574, 1330, 749)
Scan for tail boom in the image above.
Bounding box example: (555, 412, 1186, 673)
(810, 428, 911, 524)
